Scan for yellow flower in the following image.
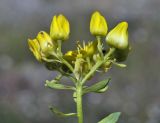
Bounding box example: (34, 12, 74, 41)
(36, 31, 54, 53)
(106, 22, 128, 50)
(63, 50, 77, 63)
(28, 31, 54, 62)
(28, 39, 42, 61)
(64, 41, 97, 64)
(78, 41, 98, 57)
(90, 11, 108, 36)
(50, 14, 70, 41)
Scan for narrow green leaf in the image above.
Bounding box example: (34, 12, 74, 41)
(98, 112, 121, 123)
(96, 86, 109, 93)
(112, 62, 127, 68)
(83, 78, 111, 94)
(45, 80, 75, 90)
(49, 106, 77, 117)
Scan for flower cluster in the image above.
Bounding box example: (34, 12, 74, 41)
(28, 11, 131, 123)
(28, 11, 130, 81)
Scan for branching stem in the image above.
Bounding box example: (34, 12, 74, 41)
(81, 48, 115, 84)
(76, 83, 83, 123)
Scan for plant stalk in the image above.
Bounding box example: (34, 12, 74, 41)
(76, 84, 83, 123)
(81, 48, 115, 84)
(97, 36, 103, 58)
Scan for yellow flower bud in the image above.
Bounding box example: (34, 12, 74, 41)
(28, 31, 55, 62)
(28, 39, 42, 61)
(90, 11, 108, 36)
(93, 54, 101, 62)
(36, 31, 54, 53)
(106, 22, 128, 50)
(84, 41, 98, 57)
(50, 14, 70, 41)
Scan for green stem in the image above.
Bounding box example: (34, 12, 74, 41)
(57, 40, 62, 56)
(81, 48, 115, 84)
(62, 58, 74, 72)
(56, 40, 74, 72)
(97, 36, 103, 58)
(76, 84, 83, 123)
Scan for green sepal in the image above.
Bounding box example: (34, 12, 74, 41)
(113, 45, 131, 62)
(82, 78, 111, 94)
(49, 106, 77, 117)
(98, 112, 121, 123)
(45, 80, 75, 90)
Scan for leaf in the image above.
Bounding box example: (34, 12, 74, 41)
(112, 62, 127, 68)
(49, 106, 77, 117)
(83, 78, 111, 94)
(96, 86, 109, 93)
(45, 80, 75, 90)
(98, 112, 121, 123)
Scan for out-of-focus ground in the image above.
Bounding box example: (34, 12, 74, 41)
(0, 0, 160, 123)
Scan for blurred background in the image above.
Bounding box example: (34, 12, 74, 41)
(0, 0, 160, 123)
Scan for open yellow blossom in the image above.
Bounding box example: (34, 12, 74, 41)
(28, 39, 42, 61)
(106, 22, 128, 50)
(90, 11, 108, 36)
(64, 41, 97, 64)
(77, 41, 98, 57)
(50, 14, 70, 41)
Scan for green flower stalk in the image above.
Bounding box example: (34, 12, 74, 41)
(28, 11, 131, 123)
